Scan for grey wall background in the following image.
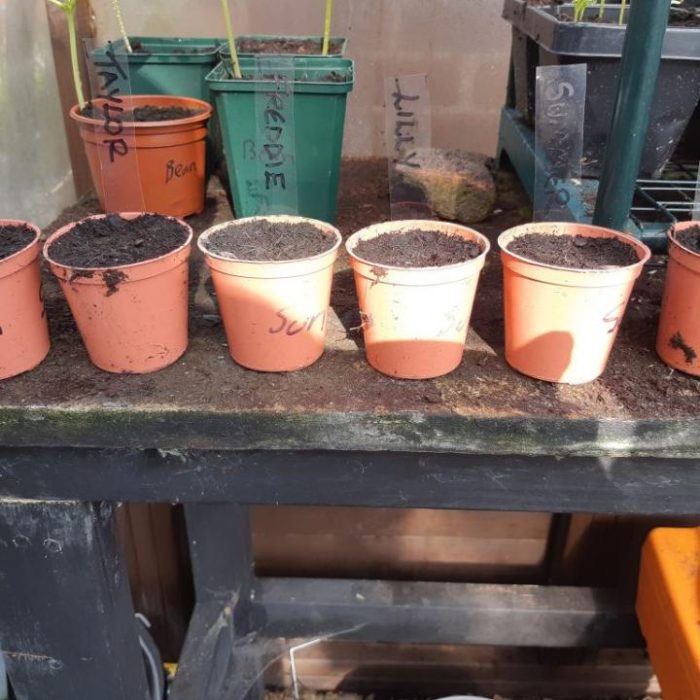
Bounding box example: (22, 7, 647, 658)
(89, 0, 512, 158)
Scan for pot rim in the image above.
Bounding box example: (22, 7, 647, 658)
(198, 215, 342, 266)
(346, 219, 491, 272)
(498, 222, 651, 273)
(69, 94, 212, 129)
(669, 220, 700, 257)
(43, 212, 193, 274)
(0, 219, 41, 269)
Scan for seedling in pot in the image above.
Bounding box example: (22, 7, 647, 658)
(46, 0, 86, 110)
(110, 0, 132, 52)
(572, 0, 597, 23)
(220, 0, 243, 78)
(322, 0, 335, 55)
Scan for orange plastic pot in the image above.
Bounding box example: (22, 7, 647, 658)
(199, 216, 342, 372)
(70, 95, 212, 218)
(0, 221, 50, 380)
(44, 213, 193, 374)
(498, 222, 651, 384)
(657, 222, 700, 375)
(346, 220, 490, 380)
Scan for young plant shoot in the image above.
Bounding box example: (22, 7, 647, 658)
(220, 0, 242, 79)
(111, 0, 132, 53)
(322, 0, 335, 55)
(619, 0, 628, 25)
(573, 0, 596, 22)
(598, 0, 606, 20)
(47, 0, 86, 110)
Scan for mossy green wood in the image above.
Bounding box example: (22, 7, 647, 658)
(90, 37, 223, 101)
(206, 58, 354, 222)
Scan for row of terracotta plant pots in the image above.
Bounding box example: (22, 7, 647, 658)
(1, 215, 699, 383)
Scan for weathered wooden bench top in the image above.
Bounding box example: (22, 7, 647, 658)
(2, 160, 699, 457)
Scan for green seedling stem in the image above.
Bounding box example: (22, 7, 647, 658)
(322, 0, 334, 55)
(573, 0, 595, 22)
(47, 0, 86, 110)
(598, 0, 606, 20)
(111, 0, 132, 53)
(619, 0, 628, 24)
(220, 0, 242, 79)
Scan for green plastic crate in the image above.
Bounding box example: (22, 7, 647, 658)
(206, 57, 354, 223)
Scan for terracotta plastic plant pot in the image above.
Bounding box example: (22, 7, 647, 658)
(198, 216, 342, 372)
(498, 222, 651, 385)
(44, 213, 193, 374)
(0, 221, 50, 380)
(657, 221, 700, 375)
(70, 95, 212, 218)
(346, 220, 490, 380)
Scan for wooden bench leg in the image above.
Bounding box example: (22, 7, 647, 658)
(0, 499, 149, 700)
(172, 503, 266, 700)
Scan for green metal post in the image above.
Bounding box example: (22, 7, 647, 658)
(593, 0, 672, 231)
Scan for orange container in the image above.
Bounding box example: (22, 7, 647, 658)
(498, 222, 650, 384)
(657, 222, 700, 375)
(70, 95, 212, 218)
(637, 527, 700, 700)
(346, 220, 490, 380)
(44, 213, 192, 374)
(199, 216, 342, 372)
(0, 221, 50, 379)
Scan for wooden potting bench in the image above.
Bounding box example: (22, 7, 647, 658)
(1, 161, 700, 699)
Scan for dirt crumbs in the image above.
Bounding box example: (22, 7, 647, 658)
(205, 220, 336, 261)
(675, 224, 700, 254)
(81, 104, 201, 121)
(669, 332, 698, 364)
(353, 229, 483, 268)
(48, 214, 189, 268)
(0, 224, 34, 261)
(507, 233, 638, 269)
(236, 38, 344, 55)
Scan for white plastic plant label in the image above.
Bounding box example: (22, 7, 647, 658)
(251, 55, 299, 216)
(534, 63, 587, 222)
(83, 37, 146, 212)
(384, 74, 435, 220)
(693, 163, 700, 220)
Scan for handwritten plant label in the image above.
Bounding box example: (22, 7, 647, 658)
(534, 64, 587, 222)
(90, 43, 130, 163)
(268, 307, 327, 336)
(384, 74, 433, 219)
(250, 57, 299, 215)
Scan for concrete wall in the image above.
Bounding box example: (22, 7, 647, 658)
(90, 0, 511, 158)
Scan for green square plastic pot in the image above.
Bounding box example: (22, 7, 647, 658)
(222, 35, 347, 60)
(206, 58, 354, 223)
(90, 37, 223, 101)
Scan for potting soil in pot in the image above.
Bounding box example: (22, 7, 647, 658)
(352, 229, 483, 267)
(205, 220, 336, 261)
(80, 104, 203, 121)
(675, 224, 700, 253)
(48, 214, 189, 267)
(506, 233, 638, 269)
(0, 224, 34, 260)
(236, 37, 344, 54)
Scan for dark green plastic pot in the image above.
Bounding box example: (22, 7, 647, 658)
(206, 58, 354, 222)
(222, 35, 347, 60)
(90, 37, 223, 101)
